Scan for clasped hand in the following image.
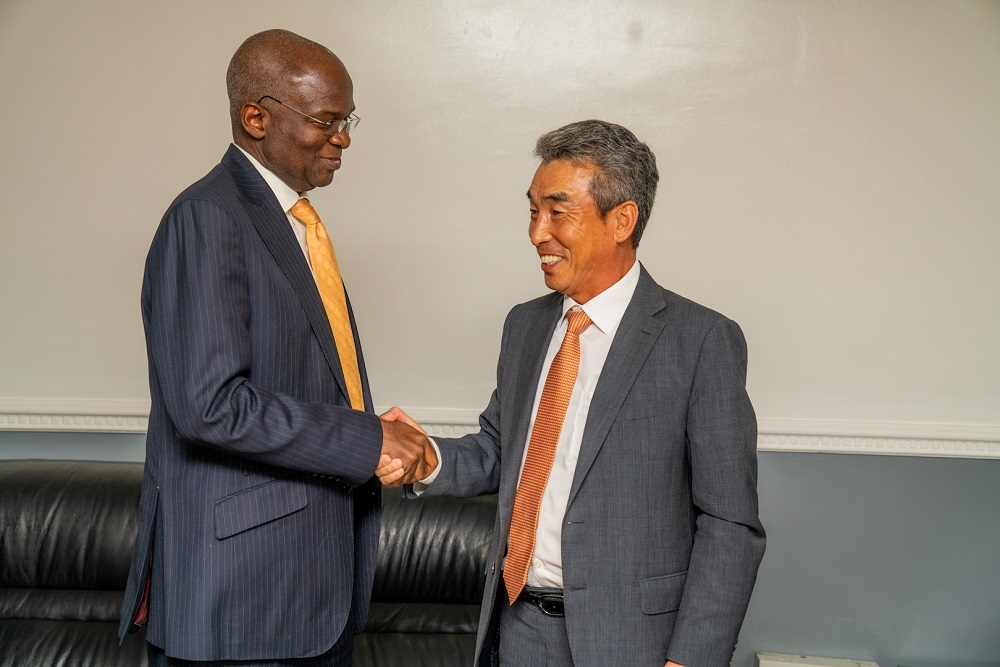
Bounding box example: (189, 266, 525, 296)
(377, 407, 437, 488)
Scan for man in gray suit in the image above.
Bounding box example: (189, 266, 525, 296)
(119, 30, 431, 665)
(379, 120, 765, 666)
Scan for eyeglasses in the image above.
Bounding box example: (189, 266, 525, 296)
(257, 95, 360, 135)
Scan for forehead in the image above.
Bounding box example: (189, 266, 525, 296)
(528, 160, 597, 204)
(285, 56, 354, 107)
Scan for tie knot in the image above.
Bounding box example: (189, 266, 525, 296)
(566, 308, 592, 335)
(290, 198, 321, 226)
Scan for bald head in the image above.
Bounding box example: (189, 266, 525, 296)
(226, 29, 355, 192)
(226, 29, 345, 137)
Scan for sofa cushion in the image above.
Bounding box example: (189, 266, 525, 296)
(364, 601, 479, 634)
(0, 588, 123, 622)
(0, 461, 141, 590)
(0, 619, 147, 666)
(373, 487, 496, 606)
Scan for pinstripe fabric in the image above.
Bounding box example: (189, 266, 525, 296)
(503, 308, 590, 602)
(414, 266, 766, 667)
(119, 145, 383, 661)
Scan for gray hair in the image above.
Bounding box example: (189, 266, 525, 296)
(534, 120, 659, 248)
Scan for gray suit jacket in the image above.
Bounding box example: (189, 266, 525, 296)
(420, 267, 765, 667)
(118, 145, 384, 660)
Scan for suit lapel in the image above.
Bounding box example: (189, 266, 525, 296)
(223, 146, 354, 405)
(567, 267, 667, 506)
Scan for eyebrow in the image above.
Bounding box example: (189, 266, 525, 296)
(526, 191, 572, 204)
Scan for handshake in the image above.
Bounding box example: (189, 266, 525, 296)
(376, 407, 438, 488)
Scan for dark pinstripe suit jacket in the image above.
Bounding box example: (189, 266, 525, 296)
(420, 267, 766, 667)
(118, 145, 384, 660)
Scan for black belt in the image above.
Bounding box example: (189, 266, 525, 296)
(517, 588, 565, 617)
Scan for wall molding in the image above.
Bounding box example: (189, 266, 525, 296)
(754, 417, 1000, 458)
(0, 398, 151, 433)
(1, 399, 998, 459)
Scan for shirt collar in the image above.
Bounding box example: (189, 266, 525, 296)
(562, 260, 641, 336)
(235, 144, 304, 215)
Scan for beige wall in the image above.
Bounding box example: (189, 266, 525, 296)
(1, 1, 998, 445)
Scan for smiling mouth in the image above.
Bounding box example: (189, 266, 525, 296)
(540, 254, 562, 265)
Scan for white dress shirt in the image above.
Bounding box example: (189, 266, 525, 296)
(523, 260, 640, 588)
(416, 260, 641, 590)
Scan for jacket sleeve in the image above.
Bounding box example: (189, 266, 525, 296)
(666, 317, 766, 667)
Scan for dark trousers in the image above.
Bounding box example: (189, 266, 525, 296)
(146, 633, 353, 667)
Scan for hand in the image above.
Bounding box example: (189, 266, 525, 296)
(377, 407, 437, 488)
(666, 661, 685, 667)
(381, 405, 427, 435)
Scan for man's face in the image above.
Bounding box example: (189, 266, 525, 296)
(527, 160, 623, 304)
(257, 56, 355, 193)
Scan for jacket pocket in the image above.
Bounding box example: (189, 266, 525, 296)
(639, 570, 687, 615)
(214, 478, 308, 539)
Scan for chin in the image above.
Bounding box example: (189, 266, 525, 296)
(309, 172, 336, 189)
(542, 275, 563, 293)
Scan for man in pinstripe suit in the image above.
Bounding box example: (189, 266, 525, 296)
(118, 30, 433, 666)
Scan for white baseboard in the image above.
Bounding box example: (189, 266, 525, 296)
(1, 399, 997, 460)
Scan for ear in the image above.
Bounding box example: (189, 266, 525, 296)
(240, 102, 267, 140)
(609, 200, 639, 245)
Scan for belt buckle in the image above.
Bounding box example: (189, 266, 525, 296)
(533, 592, 564, 618)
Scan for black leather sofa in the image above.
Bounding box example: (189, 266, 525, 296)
(0, 459, 497, 667)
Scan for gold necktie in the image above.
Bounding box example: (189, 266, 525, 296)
(503, 307, 592, 603)
(291, 198, 364, 410)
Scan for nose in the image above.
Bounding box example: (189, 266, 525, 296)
(329, 128, 351, 149)
(529, 214, 550, 247)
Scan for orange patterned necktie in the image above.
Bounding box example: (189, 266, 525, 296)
(503, 307, 592, 602)
(290, 198, 364, 410)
